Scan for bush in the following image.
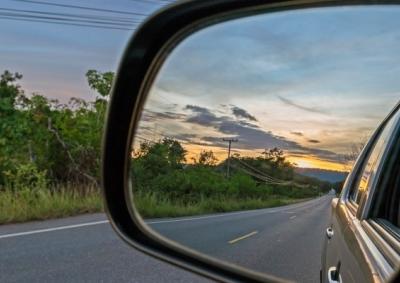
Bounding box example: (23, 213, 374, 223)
(3, 163, 48, 194)
(143, 167, 231, 202)
(229, 173, 258, 197)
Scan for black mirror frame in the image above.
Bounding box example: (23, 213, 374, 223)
(102, 0, 400, 282)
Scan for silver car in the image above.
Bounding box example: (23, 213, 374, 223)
(322, 103, 400, 283)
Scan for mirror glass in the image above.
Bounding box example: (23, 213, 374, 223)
(130, 5, 400, 282)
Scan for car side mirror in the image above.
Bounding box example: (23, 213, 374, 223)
(102, 1, 400, 282)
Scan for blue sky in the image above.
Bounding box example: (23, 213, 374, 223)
(0, 0, 167, 101)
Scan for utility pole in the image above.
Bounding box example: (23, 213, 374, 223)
(223, 138, 238, 178)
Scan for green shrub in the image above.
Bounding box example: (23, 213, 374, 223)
(3, 163, 48, 193)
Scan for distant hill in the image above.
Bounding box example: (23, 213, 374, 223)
(295, 168, 348, 183)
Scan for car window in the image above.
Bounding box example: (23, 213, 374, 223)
(350, 109, 400, 206)
(371, 120, 400, 229)
(379, 165, 400, 229)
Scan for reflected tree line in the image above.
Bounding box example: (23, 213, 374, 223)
(131, 138, 342, 217)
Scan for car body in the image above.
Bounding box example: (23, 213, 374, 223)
(322, 103, 400, 283)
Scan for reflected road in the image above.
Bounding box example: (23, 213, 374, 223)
(150, 195, 333, 283)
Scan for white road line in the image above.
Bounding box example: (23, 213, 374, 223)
(290, 215, 297, 219)
(0, 196, 328, 239)
(146, 210, 278, 224)
(228, 231, 258, 244)
(147, 197, 327, 224)
(0, 220, 109, 239)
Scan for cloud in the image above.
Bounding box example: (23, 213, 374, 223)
(291, 131, 303, 136)
(231, 106, 257, 121)
(141, 109, 186, 122)
(185, 105, 294, 149)
(183, 104, 340, 162)
(172, 133, 198, 141)
(277, 96, 328, 114)
(185, 105, 221, 126)
(140, 105, 341, 162)
(238, 120, 259, 128)
(185, 105, 211, 113)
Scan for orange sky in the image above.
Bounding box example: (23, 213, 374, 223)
(181, 143, 350, 172)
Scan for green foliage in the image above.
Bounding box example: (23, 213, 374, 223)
(230, 173, 257, 196)
(3, 163, 48, 192)
(0, 69, 114, 186)
(0, 70, 23, 114)
(0, 69, 112, 223)
(148, 167, 231, 201)
(0, 68, 332, 222)
(85, 69, 114, 97)
(132, 138, 187, 186)
(196, 150, 218, 166)
(131, 139, 330, 218)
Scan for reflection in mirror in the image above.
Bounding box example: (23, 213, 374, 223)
(130, 6, 400, 282)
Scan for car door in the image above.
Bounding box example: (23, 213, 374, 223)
(323, 105, 400, 283)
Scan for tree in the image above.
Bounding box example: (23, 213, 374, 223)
(262, 147, 285, 166)
(132, 138, 187, 180)
(85, 70, 114, 97)
(0, 69, 115, 187)
(197, 150, 218, 166)
(163, 138, 187, 167)
(0, 70, 23, 115)
(0, 71, 27, 184)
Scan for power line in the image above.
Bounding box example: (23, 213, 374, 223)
(231, 163, 291, 185)
(13, 0, 150, 17)
(232, 158, 286, 183)
(0, 7, 142, 23)
(129, 0, 174, 5)
(0, 15, 134, 30)
(233, 158, 275, 181)
(0, 11, 139, 28)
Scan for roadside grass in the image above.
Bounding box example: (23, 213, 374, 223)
(134, 191, 308, 219)
(0, 187, 311, 224)
(0, 184, 103, 224)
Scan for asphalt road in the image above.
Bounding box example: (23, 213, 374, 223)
(0, 195, 333, 283)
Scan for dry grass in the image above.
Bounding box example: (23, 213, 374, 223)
(0, 184, 103, 224)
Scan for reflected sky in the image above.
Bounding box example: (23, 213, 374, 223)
(138, 6, 400, 171)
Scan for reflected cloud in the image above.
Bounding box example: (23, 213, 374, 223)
(277, 96, 328, 115)
(136, 6, 400, 171)
(138, 104, 343, 165)
(231, 106, 257, 121)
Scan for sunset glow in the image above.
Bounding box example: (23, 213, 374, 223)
(286, 155, 351, 172)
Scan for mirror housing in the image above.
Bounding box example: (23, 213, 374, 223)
(102, 0, 400, 282)
(102, 1, 296, 282)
